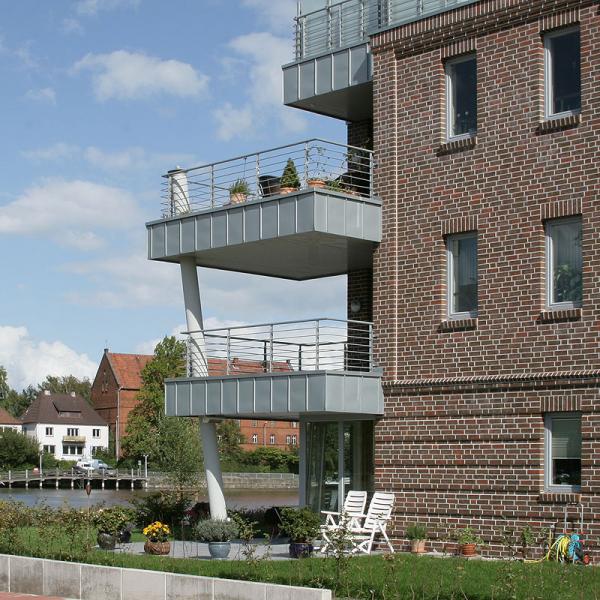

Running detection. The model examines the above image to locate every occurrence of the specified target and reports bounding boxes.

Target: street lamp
[38,450,43,475]
[143,454,148,478]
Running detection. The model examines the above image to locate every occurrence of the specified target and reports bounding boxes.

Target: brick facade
[367,0,600,556]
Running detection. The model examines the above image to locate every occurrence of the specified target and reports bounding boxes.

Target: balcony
[146,139,380,280]
[62,436,86,444]
[165,318,383,421]
[283,0,479,120]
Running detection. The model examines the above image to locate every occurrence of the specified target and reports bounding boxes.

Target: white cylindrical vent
[168,167,190,215]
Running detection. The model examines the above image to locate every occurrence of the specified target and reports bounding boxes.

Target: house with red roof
[0,408,22,432]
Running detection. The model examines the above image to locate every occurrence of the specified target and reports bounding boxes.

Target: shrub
[92,506,135,536]
[279,507,320,543]
[406,523,428,541]
[130,491,190,528]
[194,519,239,543]
[281,159,300,189]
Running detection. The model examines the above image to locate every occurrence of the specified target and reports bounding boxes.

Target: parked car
[74,460,94,474]
[75,459,116,476]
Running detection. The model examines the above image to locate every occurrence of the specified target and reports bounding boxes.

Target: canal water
[0,488,299,509]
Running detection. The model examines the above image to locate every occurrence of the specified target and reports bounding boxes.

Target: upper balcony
[283,0,479,120]
[165,318,383,421]
[146,139,381,280]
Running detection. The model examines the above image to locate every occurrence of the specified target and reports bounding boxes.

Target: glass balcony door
[305,420,374,513]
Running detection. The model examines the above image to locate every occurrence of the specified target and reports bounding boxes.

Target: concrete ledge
[0,554,332,600]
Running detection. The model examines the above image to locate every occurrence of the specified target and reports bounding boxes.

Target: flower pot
[144,540,171,555]
[289,542,314,559]
[411,539,426,554]
[230,193,247,204]
[307,178,326,189]
[97,532,117,550]
[208,541,231,559]
[279,187,298,195]
[461,543,477,557]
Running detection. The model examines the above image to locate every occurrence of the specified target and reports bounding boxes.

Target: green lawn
[5,527,599,599]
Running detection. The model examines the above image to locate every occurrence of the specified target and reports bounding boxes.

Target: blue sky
[0,0,346,389]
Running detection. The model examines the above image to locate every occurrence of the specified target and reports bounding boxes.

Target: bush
[130,491,190,528]
[279,507,320,543]
[194,519,239,543]
[406,523,428,540]
[0,429,40,469]
[224,447,299,474]
[92,506,135,536]
[280,159,300,189]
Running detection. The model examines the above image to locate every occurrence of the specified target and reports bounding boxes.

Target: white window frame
[445,53,477,141]
[269,434,276,445]
[92,428,100,438]
[251,434,258,444]
[446,231,478,320]
[544,26,581,120]
[45,427,53,436]
[544,412,581,492]
[545,216,582,310]
[292,435,297,445]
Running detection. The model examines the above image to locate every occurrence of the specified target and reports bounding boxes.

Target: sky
[0,0,346,390]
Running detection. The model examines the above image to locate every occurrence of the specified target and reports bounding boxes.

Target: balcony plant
[453,526,484,557]
[194,519,239,559]
[143,521,171,555]
[279,506,320,558]
[93,506,135,550]
[280,159,300,194]
[406,523,428,554]
[229,178,250,204]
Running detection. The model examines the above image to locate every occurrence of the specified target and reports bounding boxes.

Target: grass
[5,527,600,599]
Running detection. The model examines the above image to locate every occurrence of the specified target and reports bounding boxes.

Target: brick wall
[370,0,600,556]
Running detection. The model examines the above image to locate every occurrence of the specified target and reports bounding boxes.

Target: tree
[0,367,8,402]
[122,337,202,488]
[217,420,244,457]
[0,429,40,469]
[38,375,92,403]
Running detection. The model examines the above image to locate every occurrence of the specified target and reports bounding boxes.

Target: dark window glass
[449,234,478,315]
[549,218,582,305]
[549,29,581,115]
[447,56,477,137]
[551,416,581,486]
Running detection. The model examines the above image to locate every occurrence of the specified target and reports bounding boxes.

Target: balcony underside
[283,44,372,121]
[147,189,380,280]
[165,371,383,421]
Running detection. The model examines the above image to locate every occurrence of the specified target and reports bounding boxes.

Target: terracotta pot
[410,539,426,554]
[229,193,247,204]
[307,178,326,188]
[279,187,298,195]
[144,540,171,555]
[461,543,477,557]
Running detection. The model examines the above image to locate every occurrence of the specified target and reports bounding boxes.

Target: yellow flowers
[143,521,171,541]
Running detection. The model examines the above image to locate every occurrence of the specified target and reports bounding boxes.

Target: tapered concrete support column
[180,256,227,520]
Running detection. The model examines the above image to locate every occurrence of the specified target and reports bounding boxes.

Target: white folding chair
[319,490,367,553]
[347,491,395,555]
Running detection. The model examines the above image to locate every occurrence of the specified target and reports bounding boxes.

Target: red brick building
[91,350,299,455]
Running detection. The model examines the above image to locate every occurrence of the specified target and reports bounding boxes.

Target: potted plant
[307,176,326,188]
[279,507,320,558]
[280,159,300,194]
[229,178,250,204]
[406,523,428,554]
[194,519,239,559]
[325,179,342,192]
[454,526,484,557]
[93,506,135,550]
[143,521,171,555]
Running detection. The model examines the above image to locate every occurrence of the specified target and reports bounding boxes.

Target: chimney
[70,391,76,397]
[44,390,51,396]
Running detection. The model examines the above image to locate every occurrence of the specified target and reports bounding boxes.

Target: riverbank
[146,471,299,491]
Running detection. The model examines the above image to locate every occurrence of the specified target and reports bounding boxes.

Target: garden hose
[525,533,589,565]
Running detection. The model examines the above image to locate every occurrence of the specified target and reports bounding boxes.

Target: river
[0,488,299,509]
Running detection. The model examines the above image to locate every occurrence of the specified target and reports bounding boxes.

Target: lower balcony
[146,139,380,280]
[164,318,383,421]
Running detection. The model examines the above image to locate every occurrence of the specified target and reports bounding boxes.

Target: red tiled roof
[207,357,292,375]
[0,408,20,425]
[106,353,153,390]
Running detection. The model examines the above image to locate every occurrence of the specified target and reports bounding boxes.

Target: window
[251,434,258,444]
[291,435,297,446]
[445,54,477,139]
[269,434,276,445]
[544,27,581,118]
[545,413,581,491]
[292,421,298,428]
[286,435,291,445]
[251,420,258,427]
[446,232,478,318]
[67,428,79,436]
[546,217,582,309]
[45,427,53,436]
[43,445,55,454]
[92,428,100,438]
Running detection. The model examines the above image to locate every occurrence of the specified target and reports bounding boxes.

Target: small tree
[0,429,40,469]
[281,159,300,189]
[38,375,92,403]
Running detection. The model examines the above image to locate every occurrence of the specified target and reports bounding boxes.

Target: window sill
[437,135,477,155]
[538,491,581,504]
[439,317,477,332]
[538,113,580,133]
[538,308,582,323]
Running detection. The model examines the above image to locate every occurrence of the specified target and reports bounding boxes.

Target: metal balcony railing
[183,318,374,378]
[162,139,373,218]
[294,0,479,60]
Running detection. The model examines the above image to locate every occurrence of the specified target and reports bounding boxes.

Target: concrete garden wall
[0,554,331,600]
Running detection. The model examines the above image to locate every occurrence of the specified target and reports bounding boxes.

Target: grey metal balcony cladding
[283,0,480,120]
[165,371,384,420]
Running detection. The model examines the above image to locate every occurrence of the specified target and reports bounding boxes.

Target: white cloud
[62,18,84,34]
[0,326,96,390]
[214,32,306,140]
[22,142,78,161]
[24,87,56,104]
[73,50,209,101]
[241,0,296,32]
[0,179,140,249]
[75,0,140,16]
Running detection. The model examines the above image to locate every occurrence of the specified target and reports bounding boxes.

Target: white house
[0,408,22,432]
[21,391,109,461]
